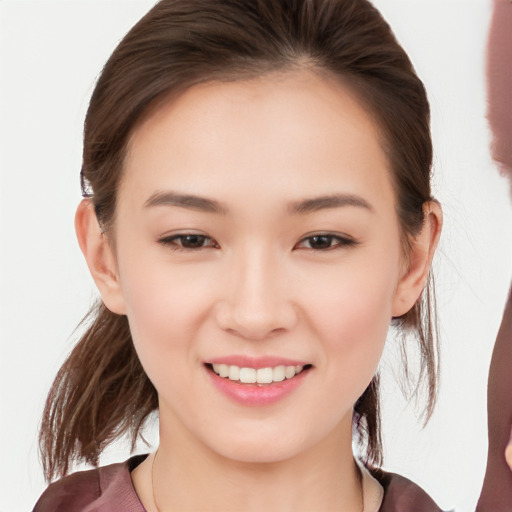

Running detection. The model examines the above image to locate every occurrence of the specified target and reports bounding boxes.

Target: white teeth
[229,365,240,381]
[239,367,257,384]
[285,366,296,379]
[273,365,286,382]
[256,367,273,384]
[211,363,307,383]
[213,363,230,378]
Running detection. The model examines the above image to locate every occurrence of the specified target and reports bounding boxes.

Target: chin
[200,419,337,466]
[215,439,308,465]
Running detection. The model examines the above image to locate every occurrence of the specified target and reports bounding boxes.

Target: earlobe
[75,199,127,315]
[392,201,443,317]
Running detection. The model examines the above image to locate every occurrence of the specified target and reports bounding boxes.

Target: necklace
[151,449,163,512]
[151,449,365,512]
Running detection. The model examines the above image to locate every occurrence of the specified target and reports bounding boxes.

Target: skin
[76,69,441,512]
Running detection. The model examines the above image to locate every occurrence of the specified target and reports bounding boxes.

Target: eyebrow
[144,191,228,214]
[289,194,374,214]
[143,191,373,215]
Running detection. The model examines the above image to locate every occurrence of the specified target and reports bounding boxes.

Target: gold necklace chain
[151,448,365,512]
[151,449,163,512]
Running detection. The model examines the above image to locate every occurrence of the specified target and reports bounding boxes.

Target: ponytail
[354,375,382,467]
[39,302,157,481]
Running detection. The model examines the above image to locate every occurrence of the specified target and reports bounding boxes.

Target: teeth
[273,365,285,382]
[229,365,240,381]
[239,367,256,384]
[257,367,273,384]
[285,366,296,379]
[211,364,305,384]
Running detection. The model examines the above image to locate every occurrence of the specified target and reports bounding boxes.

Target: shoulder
[32,455,148,512]
[373,469,445,512]
[32,466,101,512]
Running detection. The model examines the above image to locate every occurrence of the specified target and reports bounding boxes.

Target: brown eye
[307,235,336,249]
[296,234,357,250]
[178,234,210,248]
[158,233,218,250]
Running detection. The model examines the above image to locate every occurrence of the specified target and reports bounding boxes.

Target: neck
[148,413,362,512]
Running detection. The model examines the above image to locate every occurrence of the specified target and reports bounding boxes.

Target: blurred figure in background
[477,1,512,510]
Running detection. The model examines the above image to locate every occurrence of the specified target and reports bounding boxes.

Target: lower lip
[206,366,310,406]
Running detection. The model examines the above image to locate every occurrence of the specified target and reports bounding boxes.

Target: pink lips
[205,356,311,406]
[207,355,309,369]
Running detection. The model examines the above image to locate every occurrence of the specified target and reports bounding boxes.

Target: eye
[158,233,218,250]
[295,233,357,250]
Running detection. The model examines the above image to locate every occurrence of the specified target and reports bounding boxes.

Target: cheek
[114,250,209,381]
[304,254,399,388]
[314,289,391,361]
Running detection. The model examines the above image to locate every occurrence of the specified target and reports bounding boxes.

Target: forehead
[122,69,394,211]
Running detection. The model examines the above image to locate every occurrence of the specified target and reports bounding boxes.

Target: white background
[1,1,511,511]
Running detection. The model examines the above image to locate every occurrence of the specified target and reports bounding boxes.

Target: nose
[215,246,298,340]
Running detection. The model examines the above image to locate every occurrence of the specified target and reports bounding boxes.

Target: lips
[204,356,312,406]
[210,363,306,384]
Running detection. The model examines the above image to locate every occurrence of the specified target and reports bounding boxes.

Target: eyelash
[158,233,357,252]
[295,233,357,251]
[158,234,218,251]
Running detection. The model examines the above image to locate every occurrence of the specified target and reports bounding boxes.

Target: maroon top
[486,0,512,177]
[477,3,512,509]
[32,455,443,512]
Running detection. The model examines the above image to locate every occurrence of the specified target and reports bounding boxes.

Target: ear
[75,199,127,315]
[392,200,443,317]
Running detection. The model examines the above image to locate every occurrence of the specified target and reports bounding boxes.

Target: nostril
[214,293,299,340]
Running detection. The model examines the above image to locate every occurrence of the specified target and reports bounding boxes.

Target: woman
[34,0,444,510]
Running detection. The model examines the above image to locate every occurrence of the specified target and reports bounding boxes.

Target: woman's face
[111,70,408,463]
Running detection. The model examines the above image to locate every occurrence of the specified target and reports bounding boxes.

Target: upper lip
[205,355,311,369]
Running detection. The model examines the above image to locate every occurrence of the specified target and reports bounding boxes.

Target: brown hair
[40,0,438,481]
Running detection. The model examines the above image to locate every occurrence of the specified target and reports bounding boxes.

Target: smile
[210,364,307,384]
[205,360,312,406]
